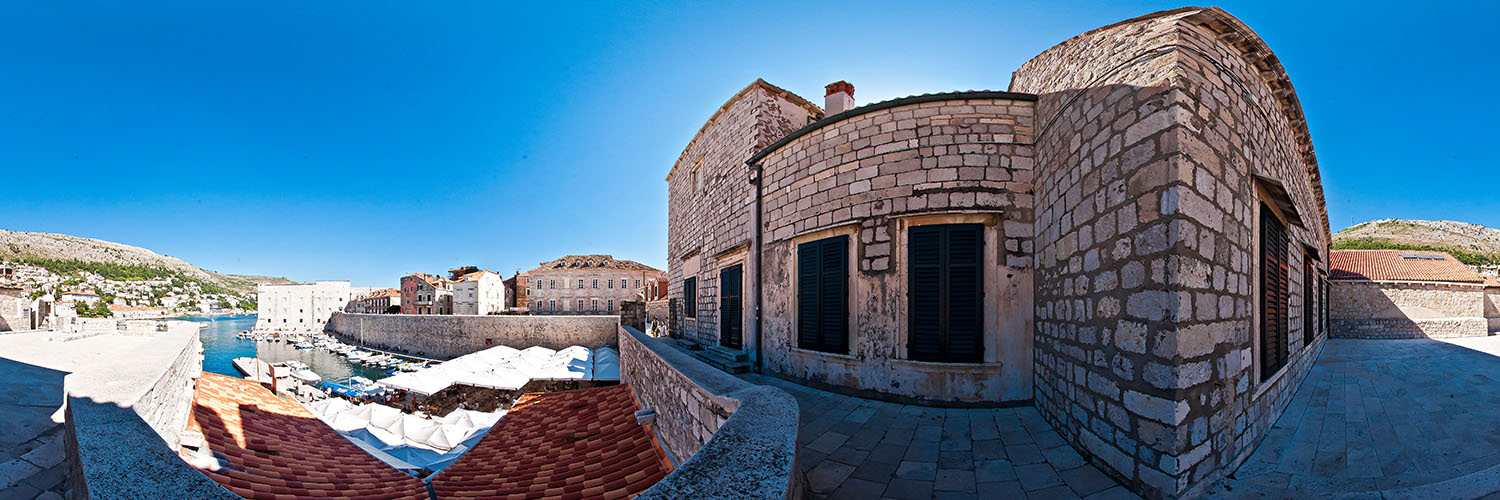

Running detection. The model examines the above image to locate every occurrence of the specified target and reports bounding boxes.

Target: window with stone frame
[683,277,697,318]
[576,299,584,311]
[577,279,584,289]
[797,235,849,354]
[609,279,614,289]
[591,299,598,313]
[608,299,614,313]
[549,300,555,312]
[1260,202,1290,382]
[592,279,598,289]
[621,279,628,288]
[908,224,984,363]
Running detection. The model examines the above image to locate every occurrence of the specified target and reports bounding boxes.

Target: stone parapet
[1332,317,1489,339]
[326,312,621,359]
[620,326,802,500]
[62,324,235,499]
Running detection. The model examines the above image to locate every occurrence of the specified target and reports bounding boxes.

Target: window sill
[789,346,858,361]
[890,358,1004,370]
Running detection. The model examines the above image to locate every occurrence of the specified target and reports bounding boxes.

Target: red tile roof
[1330,250,1485,284]
[432,384,672,500]
[184,373,429,500]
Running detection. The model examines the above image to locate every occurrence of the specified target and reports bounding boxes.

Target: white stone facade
[451,271,506,315]
[254,281,352,333]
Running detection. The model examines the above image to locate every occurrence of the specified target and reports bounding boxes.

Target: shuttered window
[683,277,696,318]
[908,224,984,363]
[797,236,849,354]
[1302,253,1314,346]
[1260,203,1289,381]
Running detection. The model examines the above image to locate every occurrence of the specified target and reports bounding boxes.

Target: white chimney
[824,81,855,115]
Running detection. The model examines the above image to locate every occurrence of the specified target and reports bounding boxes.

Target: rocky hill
[1333,219,1500,266]
[0,229,288,294]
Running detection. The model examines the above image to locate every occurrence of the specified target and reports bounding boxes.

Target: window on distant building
[576,299,584,311]
[620,279,627,289]
[578,279,584,289]
[635,279,641,289]
[591,299,598,313]
[798,235,849,354]
[608,299,614,313]
[908,224,983,363]
[536,279,542,289]
[608,279,614,289]
[1260,202,1290,382]
[549,300,556,312]
[549,280,555,289]
[683,277,697,318]
[592,279,598,289]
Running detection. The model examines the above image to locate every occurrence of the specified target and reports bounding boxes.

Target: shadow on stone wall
[1332,287,1489,340]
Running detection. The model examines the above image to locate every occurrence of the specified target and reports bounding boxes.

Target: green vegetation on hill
[16,256,177,281]
[1331,238,1500,266]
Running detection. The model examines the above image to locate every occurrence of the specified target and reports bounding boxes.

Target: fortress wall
[326,312,620,359]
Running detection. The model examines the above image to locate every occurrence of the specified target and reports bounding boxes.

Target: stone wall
[1011,7,1330,499]
[620,326,803,499]
[667,80,820,348]
[326,312,620,359]
[64,324,236,499]
[754,93,1038,403]
[1330,281,1488,338]
[1331,280,1484,319]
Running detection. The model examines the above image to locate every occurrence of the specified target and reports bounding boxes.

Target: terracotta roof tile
[1330,250,1484,284]
[184,373,428,500]
[432,384,671,499]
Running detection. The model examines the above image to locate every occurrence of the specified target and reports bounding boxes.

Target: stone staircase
[678,339,751,374]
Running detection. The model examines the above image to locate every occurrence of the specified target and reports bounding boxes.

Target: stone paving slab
[741,374,1143,500]
[1211,338,1500,499]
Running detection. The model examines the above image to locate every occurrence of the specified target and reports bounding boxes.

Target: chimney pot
[824,81,855,115]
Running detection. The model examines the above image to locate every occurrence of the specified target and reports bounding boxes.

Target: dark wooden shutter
[797,236,849,354]
[683,277,696,318]
[820,237,848,354]
[719,265,742,349]
[1260,204,1288,381]
[909,224,984,363]
[1303,255,1314,348]
[909,226,944,362]
[797,242,821,350]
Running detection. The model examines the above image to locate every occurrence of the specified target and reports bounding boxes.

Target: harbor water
[185,313,390,384]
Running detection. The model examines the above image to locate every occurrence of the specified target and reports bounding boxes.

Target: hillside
[0,229,288,294]
[1333,219,1500,266]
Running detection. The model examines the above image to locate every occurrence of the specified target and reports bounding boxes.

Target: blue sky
[1,1,1495,287]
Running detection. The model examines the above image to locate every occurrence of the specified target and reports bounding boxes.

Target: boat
[281,360,322,384]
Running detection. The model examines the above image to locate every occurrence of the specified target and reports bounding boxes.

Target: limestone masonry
[663,7,1330,499]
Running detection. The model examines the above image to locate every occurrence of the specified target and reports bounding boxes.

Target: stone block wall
[326,312,620,359]
[620,327,803,500]
[1331,280,1484,320]
[754,94,1038,403]
[1331,317,1488,339]
[1011,7,1330,499]
[667,80,819,347]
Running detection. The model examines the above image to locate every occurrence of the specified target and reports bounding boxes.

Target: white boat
[289,368,321,384]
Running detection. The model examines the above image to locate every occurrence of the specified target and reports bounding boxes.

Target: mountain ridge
[0,229,291,294]
[1333,219,1500,266]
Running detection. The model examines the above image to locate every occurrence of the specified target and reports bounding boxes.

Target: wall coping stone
[623,327,802,500]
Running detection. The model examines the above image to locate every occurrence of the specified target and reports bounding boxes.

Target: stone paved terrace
[743,374,1141,500]
[1211,338,1500,499]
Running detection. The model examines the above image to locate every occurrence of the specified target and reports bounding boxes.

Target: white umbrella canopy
[534,346,593,381]
[470,345,520,365]
[517,346,556,366]
[324,411,372,433]
[454,364,531,391]
[308,397,355,417]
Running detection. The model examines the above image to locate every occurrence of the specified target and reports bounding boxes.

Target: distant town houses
[400,273,451,315]
[516,255,664,315]
[347,288,401,314]
[451,270,506,315]
[0,260,251,330]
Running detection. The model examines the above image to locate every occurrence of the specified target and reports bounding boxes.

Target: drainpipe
[748,162,765,373]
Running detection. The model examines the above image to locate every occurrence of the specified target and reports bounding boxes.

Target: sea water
[185,314,390,384]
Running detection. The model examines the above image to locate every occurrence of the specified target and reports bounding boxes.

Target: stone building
[517,255,664,315]
[253,281,352,333]
[1330,249,1497,338]
[451,270,507,315]
[399,273,451,315]
[664,7,1330,499]
[348,288,400,314]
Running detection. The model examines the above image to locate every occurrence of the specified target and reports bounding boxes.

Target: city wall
[1331,281,1489,338]
[621,326,803,500]
[326,312,620,359]
[64,322,237,499]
